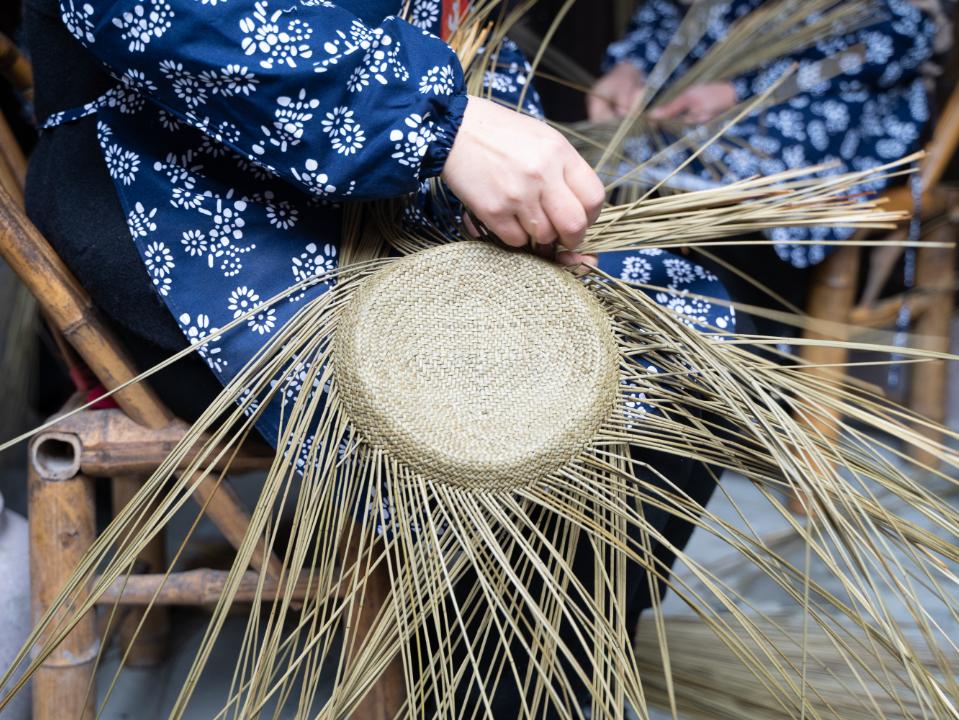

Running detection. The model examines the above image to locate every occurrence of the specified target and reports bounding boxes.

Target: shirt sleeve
[602,0,684,76]
[731,0,938,101]
[59,0,469,201]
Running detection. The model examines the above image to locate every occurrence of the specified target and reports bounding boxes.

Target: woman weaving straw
[5,0,958,717]
[590,0,952,318]
[23,0,732,712]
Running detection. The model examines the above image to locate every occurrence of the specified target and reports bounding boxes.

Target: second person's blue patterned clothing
[605,0,948,268]
[45,0,735,449]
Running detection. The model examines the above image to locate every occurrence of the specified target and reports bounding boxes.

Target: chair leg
[909,225,957,468]
[111,475,170,668]
[346,533,405,719]
[28,462,98,720]
[795,244,861,513]
[190,472,285,581]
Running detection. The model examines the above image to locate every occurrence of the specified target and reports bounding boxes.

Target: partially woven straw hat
[333,241,620,491]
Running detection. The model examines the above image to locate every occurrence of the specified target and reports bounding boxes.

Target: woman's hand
[442,97,605,265]
[649,82,737,124]
[587,62,646,122]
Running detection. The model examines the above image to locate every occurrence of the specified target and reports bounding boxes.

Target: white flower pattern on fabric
[291,159,337,197]
[227,285,259,316]
[239,1,314,69]
[419,64,455,95]
[126,202,158,237]
[202,64,260,97]
[321,106,366,156]
[252,89,320,155]
[62,1,96,43]
[409,0,440,30]
[104,143,141,185]
[290,242,337,301]
[181,229,209,256]
[193,190,255,276]
[260,192,299,230]
[179,312,227,372]
[390,113,436,170]
[227,285,278,334]
[111,0,174,53]
[271,357,322,404]
[620,256,652,285]
[144,240,175,277]
[314,24,408,89]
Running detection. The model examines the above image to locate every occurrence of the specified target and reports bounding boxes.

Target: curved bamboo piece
[0,183,172,429]
[31,406,274,477]
[96,569,322,606]
[0,31,34,104]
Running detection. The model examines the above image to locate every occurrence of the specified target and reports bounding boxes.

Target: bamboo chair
[0,36,402,720]
[798,81,959,479]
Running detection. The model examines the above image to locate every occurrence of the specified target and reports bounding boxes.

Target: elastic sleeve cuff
[419,91,469,180]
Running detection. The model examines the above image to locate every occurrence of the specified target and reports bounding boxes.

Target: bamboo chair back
[0,31,33,105]
[0,33,172,428]
[797,41,959,489]
[0,181,174,428]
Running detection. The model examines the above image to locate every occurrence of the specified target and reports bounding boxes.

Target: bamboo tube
[111,475,170,668]
[793,243,861,514]
[908,217,957,467]
[0,138,22,207]
[849,292,937,329]
[190,471,286,581]
[30,411,282,578]
[0,31,34,104]
[0,111,26,197]
[0,184,172,429]
[798,244,861,433]
[29,407,274,477]
[28,464,98,720]
[95,569,321,606]
[343,528,405,718]
[920,80,959,193]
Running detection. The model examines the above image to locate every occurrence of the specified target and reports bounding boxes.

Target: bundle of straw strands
[1,2,958,719]
[536,0,878,195]
[635,615,959,720]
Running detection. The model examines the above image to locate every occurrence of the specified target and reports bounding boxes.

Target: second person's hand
[587,62,646,121]
[649,82,737,124]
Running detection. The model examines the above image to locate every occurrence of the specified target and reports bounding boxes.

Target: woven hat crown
[333,242,620,490]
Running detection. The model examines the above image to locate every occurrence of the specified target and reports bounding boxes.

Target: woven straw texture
[333,242,620,490]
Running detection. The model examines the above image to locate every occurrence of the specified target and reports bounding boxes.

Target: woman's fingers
[649,94,690,120]
[565,155,606,225]
[441,97,606,259]
[615,85,645,117]
[587,91,617,122]
[588,62,646,121]
[557,250,597,270]
[542,179,589,250]
[488,215,528,248]
[518,205,559,247]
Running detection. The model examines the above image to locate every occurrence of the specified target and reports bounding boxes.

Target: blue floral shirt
[605,0,946,268]
[47,0,734,448]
